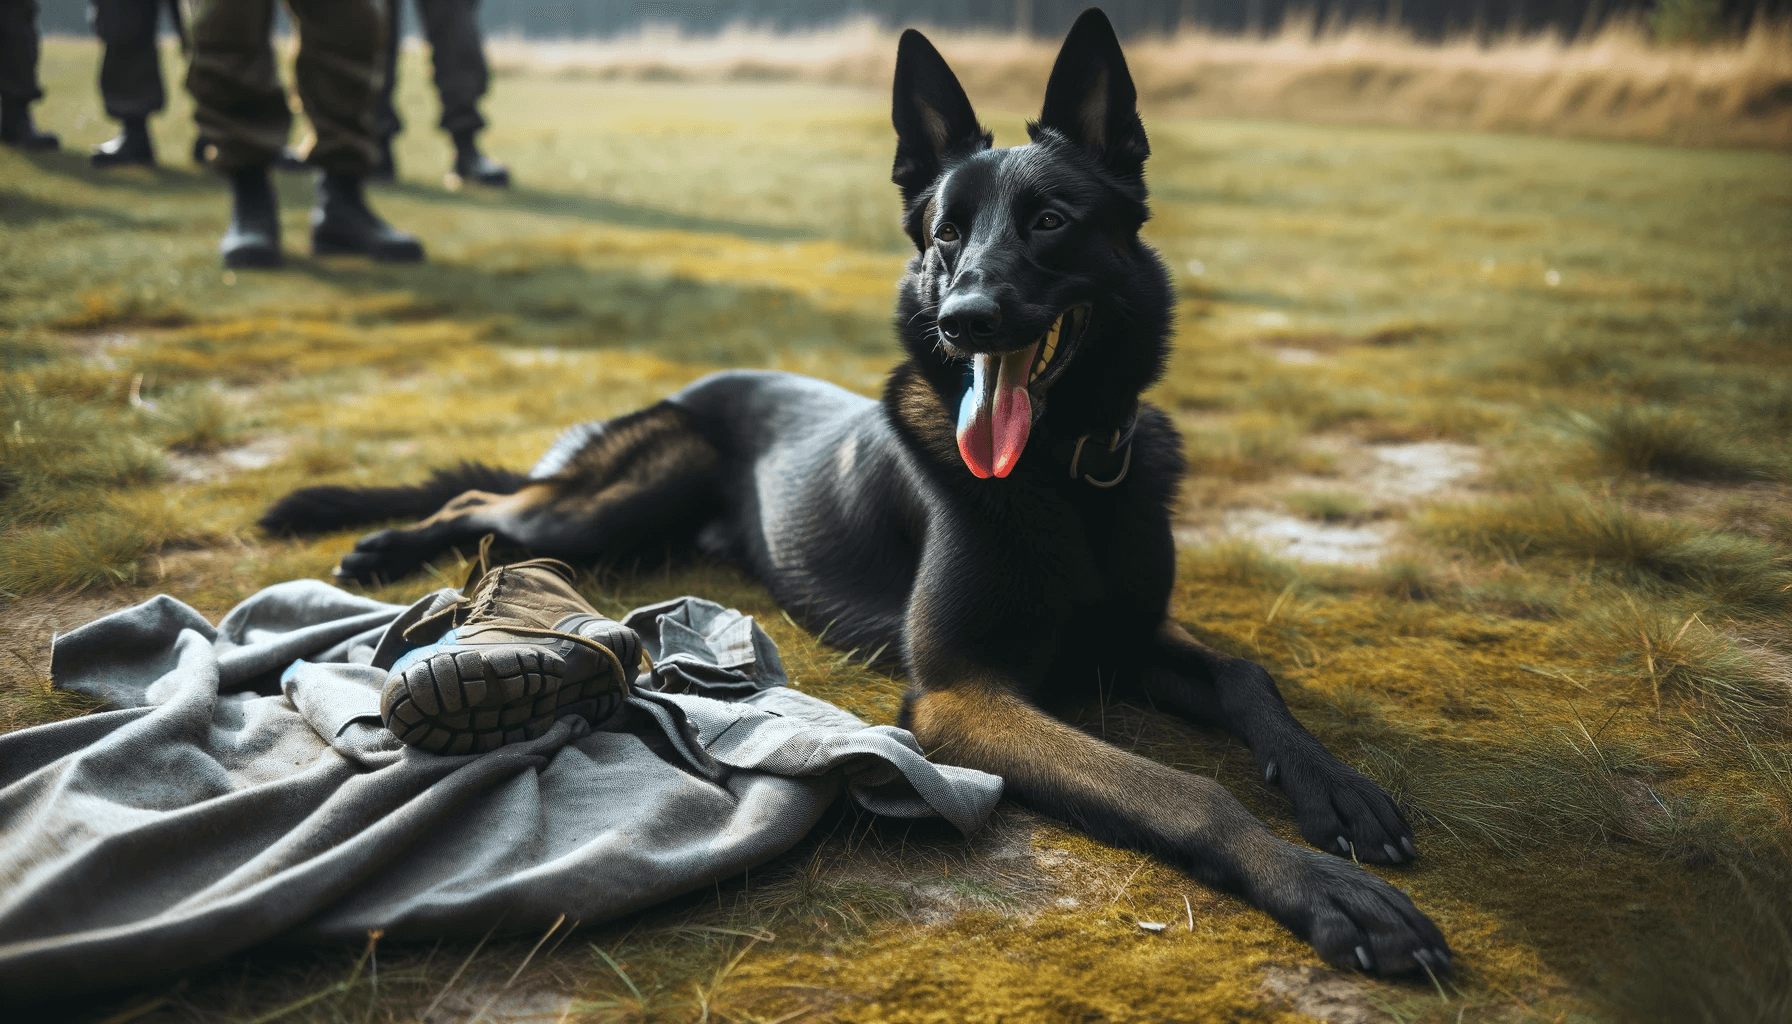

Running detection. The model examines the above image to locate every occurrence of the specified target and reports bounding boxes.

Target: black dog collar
[1051,407,1138,488]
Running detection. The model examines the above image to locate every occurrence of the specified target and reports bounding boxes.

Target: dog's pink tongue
[956,344,1038,479]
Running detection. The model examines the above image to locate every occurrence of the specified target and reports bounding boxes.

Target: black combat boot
[310,171,425,262]
[0,98,58,151]
[91,116,155,168]
[382,558,641,754]
[451,130,509,187]
[220,165,282,269]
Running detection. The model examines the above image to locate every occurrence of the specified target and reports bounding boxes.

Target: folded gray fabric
[0,581,1001,1004]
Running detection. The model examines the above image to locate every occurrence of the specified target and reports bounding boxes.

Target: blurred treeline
[35,0,1792,41]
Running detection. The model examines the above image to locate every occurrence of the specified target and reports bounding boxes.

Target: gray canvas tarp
[0,581,1002,1004]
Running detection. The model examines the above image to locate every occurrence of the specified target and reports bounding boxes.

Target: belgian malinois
[266,8,1450,975]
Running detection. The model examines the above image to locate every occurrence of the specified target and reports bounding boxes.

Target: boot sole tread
[381,641,624,755]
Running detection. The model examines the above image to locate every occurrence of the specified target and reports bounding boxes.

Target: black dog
[264,9,1450,975]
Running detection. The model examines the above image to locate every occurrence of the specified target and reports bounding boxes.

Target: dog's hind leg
[1141,619,1417,867]
[334,402,722,584]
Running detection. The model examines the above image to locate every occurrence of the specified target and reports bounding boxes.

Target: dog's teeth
[1029,315,1065,384]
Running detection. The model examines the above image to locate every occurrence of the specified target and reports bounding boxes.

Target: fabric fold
[0,583,1002,1003]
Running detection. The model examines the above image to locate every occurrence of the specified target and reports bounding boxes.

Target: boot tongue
[955,343,1038,479]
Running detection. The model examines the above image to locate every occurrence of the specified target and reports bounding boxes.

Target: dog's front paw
[1267,747,1417,866]
[1286,850,1451,977]
[334,528,426,586]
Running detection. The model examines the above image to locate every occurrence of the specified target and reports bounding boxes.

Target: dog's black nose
[938,292,1002,342]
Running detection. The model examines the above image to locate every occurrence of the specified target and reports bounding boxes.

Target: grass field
[4,34,1792,1024]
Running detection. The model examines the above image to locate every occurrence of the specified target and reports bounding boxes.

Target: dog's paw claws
[1276,752,1418,867]
[1296,852,1451,978]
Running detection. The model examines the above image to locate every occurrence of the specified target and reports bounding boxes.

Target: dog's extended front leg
[903,678,1449,976]
[1144,619,1418,866]
[894,543,1447,976]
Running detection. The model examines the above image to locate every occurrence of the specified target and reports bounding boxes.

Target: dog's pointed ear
[1034,8,1149,180]
[891,29,990,209]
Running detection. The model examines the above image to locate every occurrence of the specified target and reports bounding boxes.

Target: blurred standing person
[89,0,177,167]
[0,0,59,149]
[371,0,508,186]
[187,0,424,270]
[187,0,425,268]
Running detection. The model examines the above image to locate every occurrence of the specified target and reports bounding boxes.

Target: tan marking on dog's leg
[907,681,1297,888]
[415,485,555,528]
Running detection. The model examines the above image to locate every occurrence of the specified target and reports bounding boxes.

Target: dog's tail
[259,462,529,535]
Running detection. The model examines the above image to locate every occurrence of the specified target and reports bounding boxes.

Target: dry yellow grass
[490,14,1792,150]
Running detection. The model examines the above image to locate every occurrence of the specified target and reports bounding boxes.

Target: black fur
[259,462,527,535]
[271,9,1451,977]
[890,28,992,247]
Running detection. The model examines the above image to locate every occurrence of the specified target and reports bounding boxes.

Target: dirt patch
[0,590,148,689]
[163,435,293,484]
[0,549,249,704]
[59,330,142,364]
[1361,442,1481,500]
[810,806,1057,926]
[1257,964,1391,1024]
[1205,510,1401,566]
[1270,345,1325,364]
[423,983,575,1024]
[774,803,1218,936]
[1179,439,1483,564]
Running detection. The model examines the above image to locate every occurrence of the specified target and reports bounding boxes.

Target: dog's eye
[1034,212,1064,230]
[935,223,959,243]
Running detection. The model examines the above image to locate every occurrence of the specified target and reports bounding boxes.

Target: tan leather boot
[382,557,640,754]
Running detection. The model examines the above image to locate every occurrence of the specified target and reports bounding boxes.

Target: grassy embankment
[2,33,1790,1024]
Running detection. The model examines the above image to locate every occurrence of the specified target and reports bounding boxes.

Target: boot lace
[429,534,648,687]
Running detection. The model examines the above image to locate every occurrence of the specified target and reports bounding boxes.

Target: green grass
[3,35,1792,1024]
[1567,403,1789,481]
[1419,491,1792,615]
[1565,597,1786,732]
[1285,489,1371,522]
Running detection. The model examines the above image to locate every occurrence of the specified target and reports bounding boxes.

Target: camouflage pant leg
[285,0,385,175]
[184,0,286,171]
[187,0,385,175]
